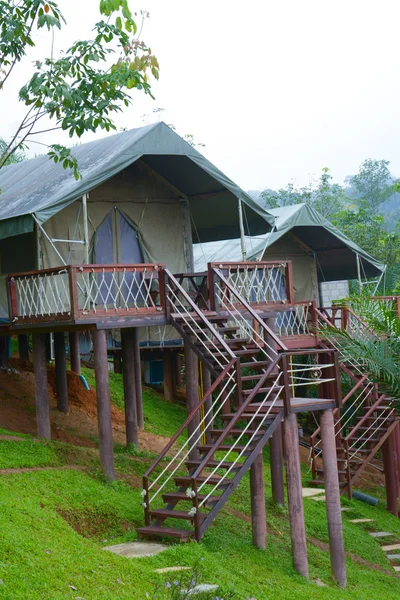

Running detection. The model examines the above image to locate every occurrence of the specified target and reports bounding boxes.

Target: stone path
[345,515,400,574]
[103,541,168,558]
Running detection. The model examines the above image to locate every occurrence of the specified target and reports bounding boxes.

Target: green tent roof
[194,203,385,280]
[0,122,272,240]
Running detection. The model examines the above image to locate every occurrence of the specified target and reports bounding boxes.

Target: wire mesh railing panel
[77,266,162,314]
[213,263,288,305]
[11,269,71,320]
[277,303,311,337]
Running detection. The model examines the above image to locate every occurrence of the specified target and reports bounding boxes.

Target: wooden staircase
[137,269,340,541]
[310,308,400,497]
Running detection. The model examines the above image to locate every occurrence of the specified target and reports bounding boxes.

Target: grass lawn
[0,431,400,599]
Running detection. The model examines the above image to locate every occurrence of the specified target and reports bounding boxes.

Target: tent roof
[194,202,385,281]
[0,122,272,240]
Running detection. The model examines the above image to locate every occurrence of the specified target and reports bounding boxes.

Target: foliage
[328,296,400,406]
[347,159,395,212]
[0,138,26,165]
[0,0,159,176]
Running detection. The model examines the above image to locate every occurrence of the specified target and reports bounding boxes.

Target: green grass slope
[0,375,399,599]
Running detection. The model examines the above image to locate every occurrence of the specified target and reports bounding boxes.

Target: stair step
[243,386,279,396]
[315,469,355,475]
[347,436,379,443]
[241,360,276,369]
[208,428,261,437]
[216,326,240,334]
[241,373,266,381]
[194,338,249,349]
[162,492,220,506]
[137,526,194,541]
[220,413,275,422]
[186,458,241,470]
[174,475,232,487]
[198,443,250,453]
[148,509,203,521]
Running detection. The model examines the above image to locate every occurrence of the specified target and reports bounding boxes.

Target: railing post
[311,300,319,342]
[285,261,294,305]
[344,439,352,499]
[207,264,216,311]
[7,277,19,322]
[68,266,79,320]
[333,350,342,409]
[281,354,292,416]
[158,268,168,320]
[341,305,348,331]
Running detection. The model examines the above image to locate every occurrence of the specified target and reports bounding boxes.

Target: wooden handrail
[164,269,236,360]
[209,260,292,269]
[212,267,287,352]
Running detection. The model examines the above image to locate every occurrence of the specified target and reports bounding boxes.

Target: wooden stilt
[383,430,399,517]
[32,333,51,440]
[132,328,144,429]
[250,452,267,549]
[174,351,182,387]
[0,336,9,367]
[320,409,347,588]
[163,350,174,402]
[18,334,29,362]
[202,364,213,444]
[283,413,309,578]
[69,331,81,375]
[54,332,69,414]
[113,353,122,374]
[395,424,400,488]
[121,328,139,447]
[93,330,115,480]
[184,339,200,460]
[269,423,285,506]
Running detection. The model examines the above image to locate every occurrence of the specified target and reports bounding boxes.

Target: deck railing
[208,261,294,308]
[8,264,165,323]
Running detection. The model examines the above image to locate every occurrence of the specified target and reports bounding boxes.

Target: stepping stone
[382,544,400,552]
[387,554,400,560]
[341,508,352,512]
[350,519,374,523]
[393,566,400,572]
[183,584,218,596]
[302,488,325,497]
[310,495,326,502]
[369,532,393,538]
[103,542,168,558]
[155,567,192,574]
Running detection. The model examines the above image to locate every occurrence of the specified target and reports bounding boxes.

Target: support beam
[18,335,29,362]
[121,328,139,447]
[184,339,200,461]
[250,452,267,549]
[69,331,81,375]
[132,328,144,429]
[54,332,69,414]
[163,350,174,402]
[269,424,285,506]
[283,413,309,578]
[93,329,115,481]
[32,333,51,440]
[320,409,347,588]
[382,430,399,517]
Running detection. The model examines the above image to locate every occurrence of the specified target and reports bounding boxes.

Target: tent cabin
[194,203,385,304]
[0,122,270,351]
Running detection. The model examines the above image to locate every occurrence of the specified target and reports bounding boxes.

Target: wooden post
[18,334,29,362]
[174,350,182,387]
[163,349,174,402]
[0,336,9,367]
[121,328,139,447]
[132,328,144,429]
[54,332,69,414]
[250,452,267,549]
[93,329,115,480]
[32,333,51,440]
[382,430,399,517]
[283,413,308,578]
[320,409,347,588]
[69,331,81,375]
[269,423,285,506]
[395,424,400,488]
[113,353,122,374]
[184,339,200,461]
[202,364,213,444]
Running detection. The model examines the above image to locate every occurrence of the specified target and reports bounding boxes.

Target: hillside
[0,364,400,599]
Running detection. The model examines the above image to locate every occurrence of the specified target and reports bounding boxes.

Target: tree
[347,159,395,213]
[0,0,159,178]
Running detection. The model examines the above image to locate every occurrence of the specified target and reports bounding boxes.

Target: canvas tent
[194,203,385,302]
[0,122,269,342]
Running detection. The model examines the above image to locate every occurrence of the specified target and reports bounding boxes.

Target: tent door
[94,209,144,307]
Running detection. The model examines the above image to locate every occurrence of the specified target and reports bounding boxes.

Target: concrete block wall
[319,280,349,307]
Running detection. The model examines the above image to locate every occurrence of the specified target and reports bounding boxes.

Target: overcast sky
[2,0,400,191]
